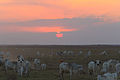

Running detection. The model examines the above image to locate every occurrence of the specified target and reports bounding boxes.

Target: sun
[56,32,63,38]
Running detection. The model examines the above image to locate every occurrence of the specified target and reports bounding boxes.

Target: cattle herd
[0,55,47,77]
[58,50,120,80]
[0,49,120,80]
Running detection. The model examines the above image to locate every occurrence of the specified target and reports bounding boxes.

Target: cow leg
[59,72,64,80]
[5,66,8,73]
[61,72,64,80]
[70,69,72,80]
[20,67,24,77]
[20,69,22,77]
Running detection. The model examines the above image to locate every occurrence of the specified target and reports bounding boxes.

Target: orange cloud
[0,26,77,33]
[21,27,76,33]
[0,5,64,21]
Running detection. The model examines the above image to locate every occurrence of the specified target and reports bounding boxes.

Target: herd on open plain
[0,48,120,80]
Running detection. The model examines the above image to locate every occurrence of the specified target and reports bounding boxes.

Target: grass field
[0,45,120,80]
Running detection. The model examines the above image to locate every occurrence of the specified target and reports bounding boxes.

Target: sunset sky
[0,0,120,45]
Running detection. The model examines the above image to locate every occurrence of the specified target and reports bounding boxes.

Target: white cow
[36,51,40,56]
[100,51,108,55]
[78,51,83,55]
[104,72,117,80]
[95,60,101,74]
[17,59,25,76]
[88,61,95,75]
[87,51,92,56]
[24,60,31,76]
[67,51,74,55]
[41,64,47,70]
[4,59,17,72]
[17,59,31,77]
[34,58,40,70]
[116,63,120,74]
[97,72,117,80]
[97,75,106,80]
[63,50,67,55]
[101,61,110,73]
[17,55,31,76]
[17,55,24,62]
[59,62,83,80]
[71,63,83,74]
[108,59,119,72]
[96,60,101,65]
[101,59,119,73]
[59,62,73,80]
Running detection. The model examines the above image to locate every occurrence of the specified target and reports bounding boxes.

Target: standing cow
[34,58,40,70]
[88,61,96,75]
[59,62,73,80]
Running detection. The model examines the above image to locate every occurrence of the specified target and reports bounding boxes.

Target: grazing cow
[115,63,120,74]
[97,75,106,80]
[41,64,47,70]
[59,62,82,80]
[78,51,83,55]
[104,73,112,80]
[33,58,40,70]
[63,51,67,55]
[71,63,83,74]
[56,52,64,56]
[59,62,73,80]
[88,61,95,75]
[67,51,74,55]
[4,59,17,72]
[98,72,117,80]
[104,72,117,80]
[100,51,108,55]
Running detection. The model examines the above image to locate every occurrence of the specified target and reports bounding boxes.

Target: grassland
[0,45,120,80]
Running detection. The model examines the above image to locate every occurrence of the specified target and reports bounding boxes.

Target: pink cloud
[0,26,77,33]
